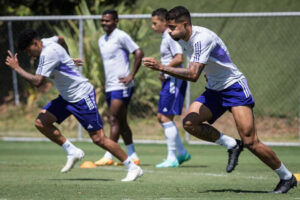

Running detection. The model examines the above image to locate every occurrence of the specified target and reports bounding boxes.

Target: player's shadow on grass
[49,178,114,182]
[202,189,269,194]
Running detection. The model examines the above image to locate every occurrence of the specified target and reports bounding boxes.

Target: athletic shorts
[43,90,103,132]
[105,87,134,107]
[158,77,187,115]
[195,78,255,124]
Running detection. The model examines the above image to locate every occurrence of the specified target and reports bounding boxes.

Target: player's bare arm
[143,57,204,82]
[5,50,44,87]
[119,48,144,85]
[168,53,183,68]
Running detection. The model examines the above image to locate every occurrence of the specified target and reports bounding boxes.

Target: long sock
[126,144,138,159]
[61,140,78,155]
[275,162,292,180]
[162,121,177,161]
[174,125,187,156]
[215,133,237,150]
[104,151,113,160]
[123,157,138,171]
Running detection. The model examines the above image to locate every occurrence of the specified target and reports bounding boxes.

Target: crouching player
[5,29,143,182]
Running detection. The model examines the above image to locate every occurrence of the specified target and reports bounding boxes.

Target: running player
[5,29,143,182]
[143,6,297,193]
[95,9,144,166]
[151,8,190,168]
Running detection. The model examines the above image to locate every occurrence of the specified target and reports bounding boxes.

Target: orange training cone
[80,161,97,169]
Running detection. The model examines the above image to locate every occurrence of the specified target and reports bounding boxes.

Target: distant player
[95,9,144,166]
[143,6,297,193]
[151,8,190,168]
[5,29,143,182]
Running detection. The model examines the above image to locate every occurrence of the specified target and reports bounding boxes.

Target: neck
[183,25,192,42]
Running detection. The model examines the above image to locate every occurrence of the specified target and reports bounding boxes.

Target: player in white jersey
[143,6,296,193]
[95,9,144,166]
[151,8,191,168]
[5,29,143,182]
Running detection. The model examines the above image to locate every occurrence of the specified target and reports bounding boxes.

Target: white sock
[215,133,237,150]
[126,144,138,159]
[104,151,113,160]
[174,127,187,156]
[123,157,138,171]
[61,140,78,155]
[162,122,177,161]
[275,162,292,180]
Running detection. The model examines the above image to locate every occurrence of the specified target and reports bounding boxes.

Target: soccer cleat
[94,157,114,166]
[155,159,179,168]
[177,152,191,165]
[121,166,143,182]
[273,175,297,194]
[61,149,85,173]
[226,139,243,173]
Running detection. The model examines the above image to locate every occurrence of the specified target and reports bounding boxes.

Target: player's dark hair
[152,8,168,21]
[18,29,39,51]
[167,6,191,24]
[102,9,118,20]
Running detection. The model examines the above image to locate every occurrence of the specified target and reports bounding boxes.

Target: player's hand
[119,74,133,85]
[73,58,84,66]
[5,50,20,70]
[142,57,161,71]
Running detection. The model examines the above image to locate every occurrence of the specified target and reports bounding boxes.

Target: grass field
[0,141,299,200]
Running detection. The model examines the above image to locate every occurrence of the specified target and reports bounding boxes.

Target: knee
[157,113,162,123]
[182,117,197,132]
[91,132,106,146]
[34,118,44,130]
[242,137,260,150]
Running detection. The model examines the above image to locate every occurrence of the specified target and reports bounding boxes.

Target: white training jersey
[160,29,184,79]
[36,36,93,103]
[178,26,245,91]
[98,28,139,92]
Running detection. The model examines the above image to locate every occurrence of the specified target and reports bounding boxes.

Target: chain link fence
[0,13,299,143]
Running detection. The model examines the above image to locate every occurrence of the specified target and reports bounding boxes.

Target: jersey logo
[163,107,168,112]
[87,124,93,129]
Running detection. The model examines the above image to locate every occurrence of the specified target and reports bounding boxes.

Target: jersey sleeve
[190,34,215,64]
[120,33,139,53]
[35,48,60,77]
[169,38,183,57]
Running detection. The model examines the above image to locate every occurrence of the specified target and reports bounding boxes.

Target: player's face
[24,40,42,59]
[167,19,186,41]
[151,16,166,34]
[101,14,118,34]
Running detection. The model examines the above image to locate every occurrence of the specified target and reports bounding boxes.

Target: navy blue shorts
[195,79,255,124]
[43,90,103,132]
[105,87,134,107]
[158,77,187,115]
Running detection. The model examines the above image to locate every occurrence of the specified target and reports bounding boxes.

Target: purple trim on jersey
[121,48,130,65]
[195,79,255,124]
[43,90,103,132]
[193,42,201,62]
[105,87,134,107]
[55,63,80,77]
[210,44,232,63]
[158,78,187,115]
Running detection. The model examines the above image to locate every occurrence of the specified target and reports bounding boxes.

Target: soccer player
[5,29,143,182]
[95,9,144,166]
[143,6,297,193]
[151,8,191,168]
